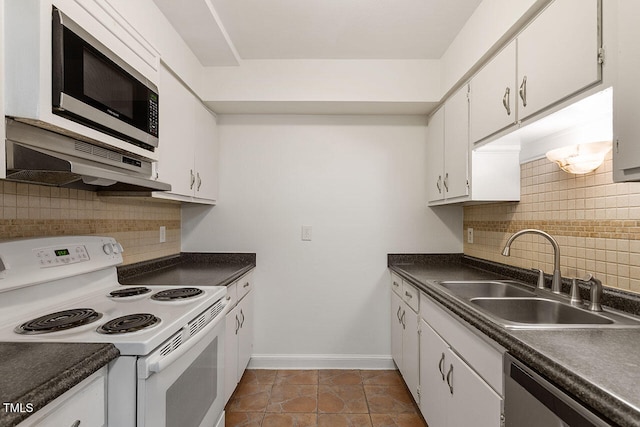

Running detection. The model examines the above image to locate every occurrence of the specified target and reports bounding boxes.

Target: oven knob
[103,243,114,255]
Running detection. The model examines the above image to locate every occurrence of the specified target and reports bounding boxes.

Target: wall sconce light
[545,141,612,174]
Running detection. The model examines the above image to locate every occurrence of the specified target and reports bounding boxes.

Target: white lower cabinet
[224,272,255,403]
[18,367,107,427]
[419,292,504,427]
[420,320,502,427]
[390,274,420,403]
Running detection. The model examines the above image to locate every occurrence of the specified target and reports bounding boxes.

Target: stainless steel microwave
[51,7,159,152]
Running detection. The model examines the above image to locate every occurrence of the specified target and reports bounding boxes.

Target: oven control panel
[34,244,90,268]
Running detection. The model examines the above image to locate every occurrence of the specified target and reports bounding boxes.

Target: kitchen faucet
[502,229,562,294]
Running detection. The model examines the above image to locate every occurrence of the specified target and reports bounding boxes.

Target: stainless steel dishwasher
[504,354,612,426]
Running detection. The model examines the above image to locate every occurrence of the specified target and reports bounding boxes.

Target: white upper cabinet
[517,0,601,121]
[428,85,519,206]
[613,0,640,181]
[443,85,470,200]
[154,65,219,204]
[427,86,468,204]
[469,41,517,144]
[469,0,602,145]
[426,107,445,203]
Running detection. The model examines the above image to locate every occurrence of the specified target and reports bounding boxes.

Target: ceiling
[153,0,482,66]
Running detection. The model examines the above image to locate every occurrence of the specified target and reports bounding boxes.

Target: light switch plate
[467,228,473,244]
[160,226,166,243]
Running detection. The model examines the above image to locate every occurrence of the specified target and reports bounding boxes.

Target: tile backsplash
[0,180,181,264]
[464,152,640,294]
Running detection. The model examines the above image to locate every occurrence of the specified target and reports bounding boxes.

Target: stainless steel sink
[437,280,536,299]
[434,280,640,329]
[470,297,613,325]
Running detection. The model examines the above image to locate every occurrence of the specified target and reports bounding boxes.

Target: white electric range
[0,235,229,427]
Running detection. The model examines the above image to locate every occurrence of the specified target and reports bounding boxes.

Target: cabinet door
[193,100,219,202]
[469,41,516,144]
[391,291,404,371]
[517,0,600,120]
[158,65,196,197]
[443,85,469,200]
[419,320,448,427]
[613,0,640,178]
[237,291,254,378]
[402,307,419,404]
[224,305,240,403]
[447,350,503,427]
[426,107,445,203]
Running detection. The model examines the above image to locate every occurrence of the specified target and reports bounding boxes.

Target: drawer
[237,271,253,301]
[402,281,419,312]
[390,273,402,296]
[226,282,238,308]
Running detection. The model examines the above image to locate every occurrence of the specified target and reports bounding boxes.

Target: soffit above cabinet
[152,0,481,65]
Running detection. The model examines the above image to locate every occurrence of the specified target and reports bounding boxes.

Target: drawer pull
[404,291,413,299]
[71,421,81,427]
[243,282,250,288]
[393,281,400,288]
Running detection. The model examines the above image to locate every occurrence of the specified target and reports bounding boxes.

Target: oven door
[137,307,227,427]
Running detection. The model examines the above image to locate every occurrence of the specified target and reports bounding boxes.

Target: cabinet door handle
[443,173,449,192]
[397,306,402,322]
[235,314,240,334]
[196,172,202,191]
[502,87,511,115]
[519,75,527,107]
[240,309,245,328]
[404,291,413,299]
[71,421,81,427]
[436,175,442,194]
[401,310,406,329]
[190,169,196,189]
[438,352,446,381]
[446,364,454,395]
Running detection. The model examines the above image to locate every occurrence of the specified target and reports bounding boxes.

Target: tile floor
[225,369,428,427]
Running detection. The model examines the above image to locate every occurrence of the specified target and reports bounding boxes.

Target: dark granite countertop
[118,252,256,287]
[389,254,640,427]
[0,343,119,427]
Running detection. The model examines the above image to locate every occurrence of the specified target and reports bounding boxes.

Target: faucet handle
[531,268,545,289]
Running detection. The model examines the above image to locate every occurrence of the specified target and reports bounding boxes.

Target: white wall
[181,115,463,367]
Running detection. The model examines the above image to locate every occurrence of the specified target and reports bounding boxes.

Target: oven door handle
[139,301,230,379]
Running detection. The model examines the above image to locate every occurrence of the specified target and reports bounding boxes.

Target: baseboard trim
[247,354,396,370]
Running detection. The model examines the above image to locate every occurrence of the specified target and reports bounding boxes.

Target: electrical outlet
[467,228,474,244]
[301,225,312,241]
[160,226,166,243]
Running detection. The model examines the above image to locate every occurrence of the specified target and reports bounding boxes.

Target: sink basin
[438,281,536,299]
[470,297,613,326]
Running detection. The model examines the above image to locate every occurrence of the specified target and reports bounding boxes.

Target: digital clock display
[54,249,70,257]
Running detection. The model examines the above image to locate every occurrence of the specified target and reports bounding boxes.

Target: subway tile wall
[0,180,181,264]
[464,152,640,294]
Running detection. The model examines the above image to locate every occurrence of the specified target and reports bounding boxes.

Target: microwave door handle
[139,301,230,379]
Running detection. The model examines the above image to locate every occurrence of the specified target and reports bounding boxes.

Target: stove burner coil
[109,287,152,298]
[97,313,160,334]
[15,309,103,334]
[151,288,204,301]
